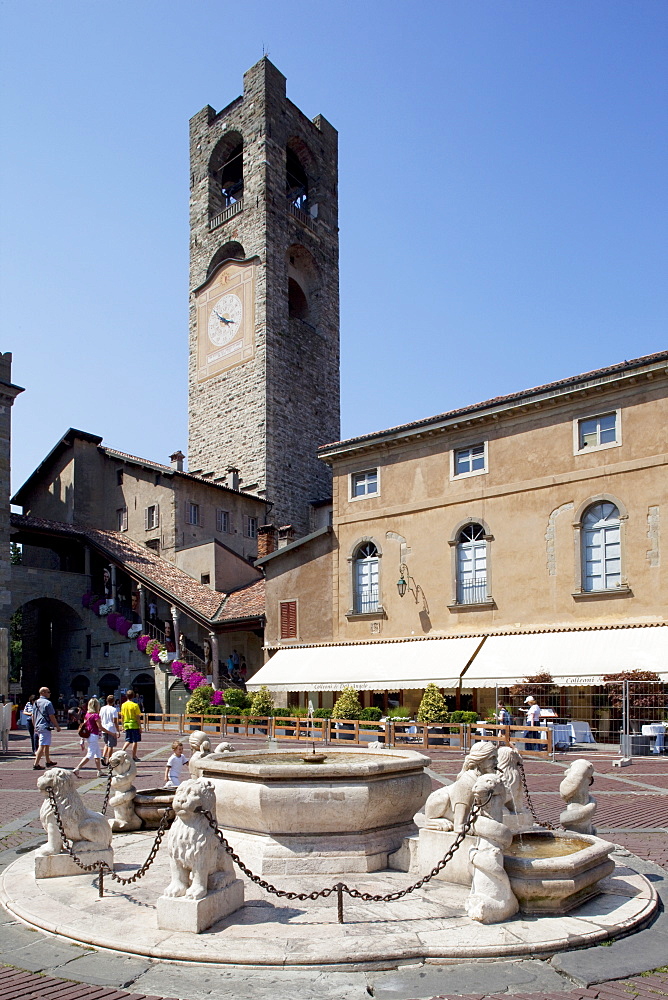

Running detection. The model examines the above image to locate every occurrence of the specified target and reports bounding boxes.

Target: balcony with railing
[353,588,380,614]
[209,197,244,231]
[287,199,316,231]
[456,579,489,606]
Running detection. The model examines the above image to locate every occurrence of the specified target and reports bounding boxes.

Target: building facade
[255,351,668,722]
[188,58,340,535]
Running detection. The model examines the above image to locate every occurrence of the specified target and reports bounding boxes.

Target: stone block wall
[188,58,340,537]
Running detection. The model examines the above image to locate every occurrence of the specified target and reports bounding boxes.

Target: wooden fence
[142,714,553,756]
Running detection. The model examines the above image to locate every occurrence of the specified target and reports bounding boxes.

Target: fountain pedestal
[156,874,244,933]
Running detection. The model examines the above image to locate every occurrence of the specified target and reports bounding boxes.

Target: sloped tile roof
[10,513,265,627]
[319,349,668,454]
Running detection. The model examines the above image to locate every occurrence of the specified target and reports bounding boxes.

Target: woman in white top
[99,695,120,762]
[523,695,543,751]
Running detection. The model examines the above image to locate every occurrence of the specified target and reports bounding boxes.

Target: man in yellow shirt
[121,689,142,761]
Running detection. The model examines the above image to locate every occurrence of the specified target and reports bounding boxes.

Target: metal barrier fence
[494,678,668,755]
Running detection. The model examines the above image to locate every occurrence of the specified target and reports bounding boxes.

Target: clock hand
[214,310,233,325]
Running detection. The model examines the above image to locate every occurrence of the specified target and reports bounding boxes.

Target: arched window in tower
[208,132,244,218]
[456,524,487,605]
[286,139,311,213]
[287,245,319,323]
[354,542,379,614]
[207,242,246,278]
[582,502,621,591]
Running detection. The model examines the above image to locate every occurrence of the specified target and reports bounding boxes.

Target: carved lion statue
[214,741,234,754]
[163,777,234,900]
[36,767,112,857]
[559,758,597,834]
[108,750,142,832]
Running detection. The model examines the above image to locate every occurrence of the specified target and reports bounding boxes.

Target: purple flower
[211,689,225,706]
[107,612,118,630]
[81,593,92,608]
[90,599,103,615]
[151,648,160,664]
[117,618,131,637]
[171,661,185,678]
[136,634,150,652]
[186,671,206,691]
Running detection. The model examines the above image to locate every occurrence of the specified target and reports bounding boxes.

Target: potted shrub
[249,685,274,736]
[331,687,363,741]
[223,688,252,732]
[417,683,449,744]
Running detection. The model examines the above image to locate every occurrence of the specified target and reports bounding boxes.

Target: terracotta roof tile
[10,513,265,626]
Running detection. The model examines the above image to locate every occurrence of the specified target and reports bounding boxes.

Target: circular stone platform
[0,834,658,969]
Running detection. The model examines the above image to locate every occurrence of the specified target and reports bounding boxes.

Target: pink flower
[117,618,131,637]
[186,671,206,691]
[81,593,92,608]
[211,689,225,706]
[107,613,119,630]
[171,661,185,678]
[181,664,194,684]
[137,635,150,652]
[151,648,160,664]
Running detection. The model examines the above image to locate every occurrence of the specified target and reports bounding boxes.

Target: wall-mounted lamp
[396,570,408,598]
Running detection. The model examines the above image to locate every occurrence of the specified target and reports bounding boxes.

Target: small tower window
[209,132,244,218]
[286,146,308,211]
[288,278,309,320]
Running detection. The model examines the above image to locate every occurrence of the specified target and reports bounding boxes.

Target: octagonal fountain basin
[503,830,615,914]
[191,747,432,875]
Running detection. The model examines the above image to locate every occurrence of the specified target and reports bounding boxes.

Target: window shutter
[280,601,297,640]
[155,503,160,527]
[144,507,149,530]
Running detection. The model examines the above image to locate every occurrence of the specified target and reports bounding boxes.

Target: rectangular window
[576,412,619,452]
[103,641,110,658]
[86,635,92,659]
[186,501,200,526]
[350,468,379,499]
[280,600,298,639]
[201,573,210,585]
[116,469,124,486]
[145,539,160,554]
[216,509,230,533]
[144,504,159,529]
[245,516,258,539]
[117,507,128,532]
[453,443,486,477]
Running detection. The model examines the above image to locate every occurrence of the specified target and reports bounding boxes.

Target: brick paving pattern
[1,727,667,1000]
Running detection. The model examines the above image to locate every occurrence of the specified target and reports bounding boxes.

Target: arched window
[582,502,621,591]
[207,242,245,278]
[208,132,243,218]
[287,245,319,323]
[456,524,487,605]
[286,143,309,211]
[354,542,379,613]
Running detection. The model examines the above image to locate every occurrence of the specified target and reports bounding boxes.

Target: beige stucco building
[254,350,668,721]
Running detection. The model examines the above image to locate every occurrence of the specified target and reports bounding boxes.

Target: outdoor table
[550,723,575,749]
[569,720,595,743]
[641,723,666,754]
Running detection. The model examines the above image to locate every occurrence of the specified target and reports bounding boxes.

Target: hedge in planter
[250,685,274,717]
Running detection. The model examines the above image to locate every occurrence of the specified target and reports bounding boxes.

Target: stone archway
[131,672,155,714]
[16,598,86,701]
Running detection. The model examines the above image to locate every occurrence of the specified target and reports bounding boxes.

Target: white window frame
[186,501,201,526]
[450,441,488,481]
[144,504,159,530]
[349,467,380,501]
[353,542,380,614]
[245,516,258,539]
[573,409,621,456]
[117,506,128,532]
[216,508,230,533]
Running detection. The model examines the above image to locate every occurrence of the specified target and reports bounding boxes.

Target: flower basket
[136,634,150,653]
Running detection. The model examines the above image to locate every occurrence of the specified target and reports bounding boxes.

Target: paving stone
[2,935,89,973]
[131,963,369,1000]
[369,960,572,999]
[47,953,154,988]
[550,913,668,985]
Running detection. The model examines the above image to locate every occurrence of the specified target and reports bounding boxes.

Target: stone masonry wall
[188,58,340,536]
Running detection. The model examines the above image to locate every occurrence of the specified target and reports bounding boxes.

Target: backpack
[78,721,91,739]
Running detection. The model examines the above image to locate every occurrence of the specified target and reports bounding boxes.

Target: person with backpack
[33,686,61,770]
[72,698,104,776]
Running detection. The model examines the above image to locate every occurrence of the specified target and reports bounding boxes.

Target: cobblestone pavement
[1,729,667,1000]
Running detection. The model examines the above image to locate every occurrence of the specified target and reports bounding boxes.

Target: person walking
[72,698,104,776]
[33,686,61,770]
[0,695,12,752]
[121,689,142,761]
[23,694,38,753]
[496,701,511,726]
[99,694,119,763]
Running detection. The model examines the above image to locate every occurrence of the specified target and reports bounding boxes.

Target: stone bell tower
[188,58,340,536]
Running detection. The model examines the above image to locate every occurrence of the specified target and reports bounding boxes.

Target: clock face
[208,293,243,346]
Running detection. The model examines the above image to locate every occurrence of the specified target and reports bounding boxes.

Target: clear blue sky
[1,0,666,496]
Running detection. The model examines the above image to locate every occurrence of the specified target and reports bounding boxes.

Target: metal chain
[100,759,117,816]
[516,757,560,831]
[46,788,173,884]
[200,793,488,905]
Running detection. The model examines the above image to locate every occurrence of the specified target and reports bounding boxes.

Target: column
[84,545,91,579]
[209,632,220,689]
[110,564,117,607]
[171,606,180,657]
[137,584,146,626]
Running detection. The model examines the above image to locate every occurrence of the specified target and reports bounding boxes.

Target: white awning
[462,627,668,687]
[247,636,484,693]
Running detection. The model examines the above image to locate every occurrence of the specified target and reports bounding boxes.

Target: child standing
[73,698,104,776]
[164,741,188,787]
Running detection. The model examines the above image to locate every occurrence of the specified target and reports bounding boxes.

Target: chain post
[336,882,344,923]
[98,863,104,898]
